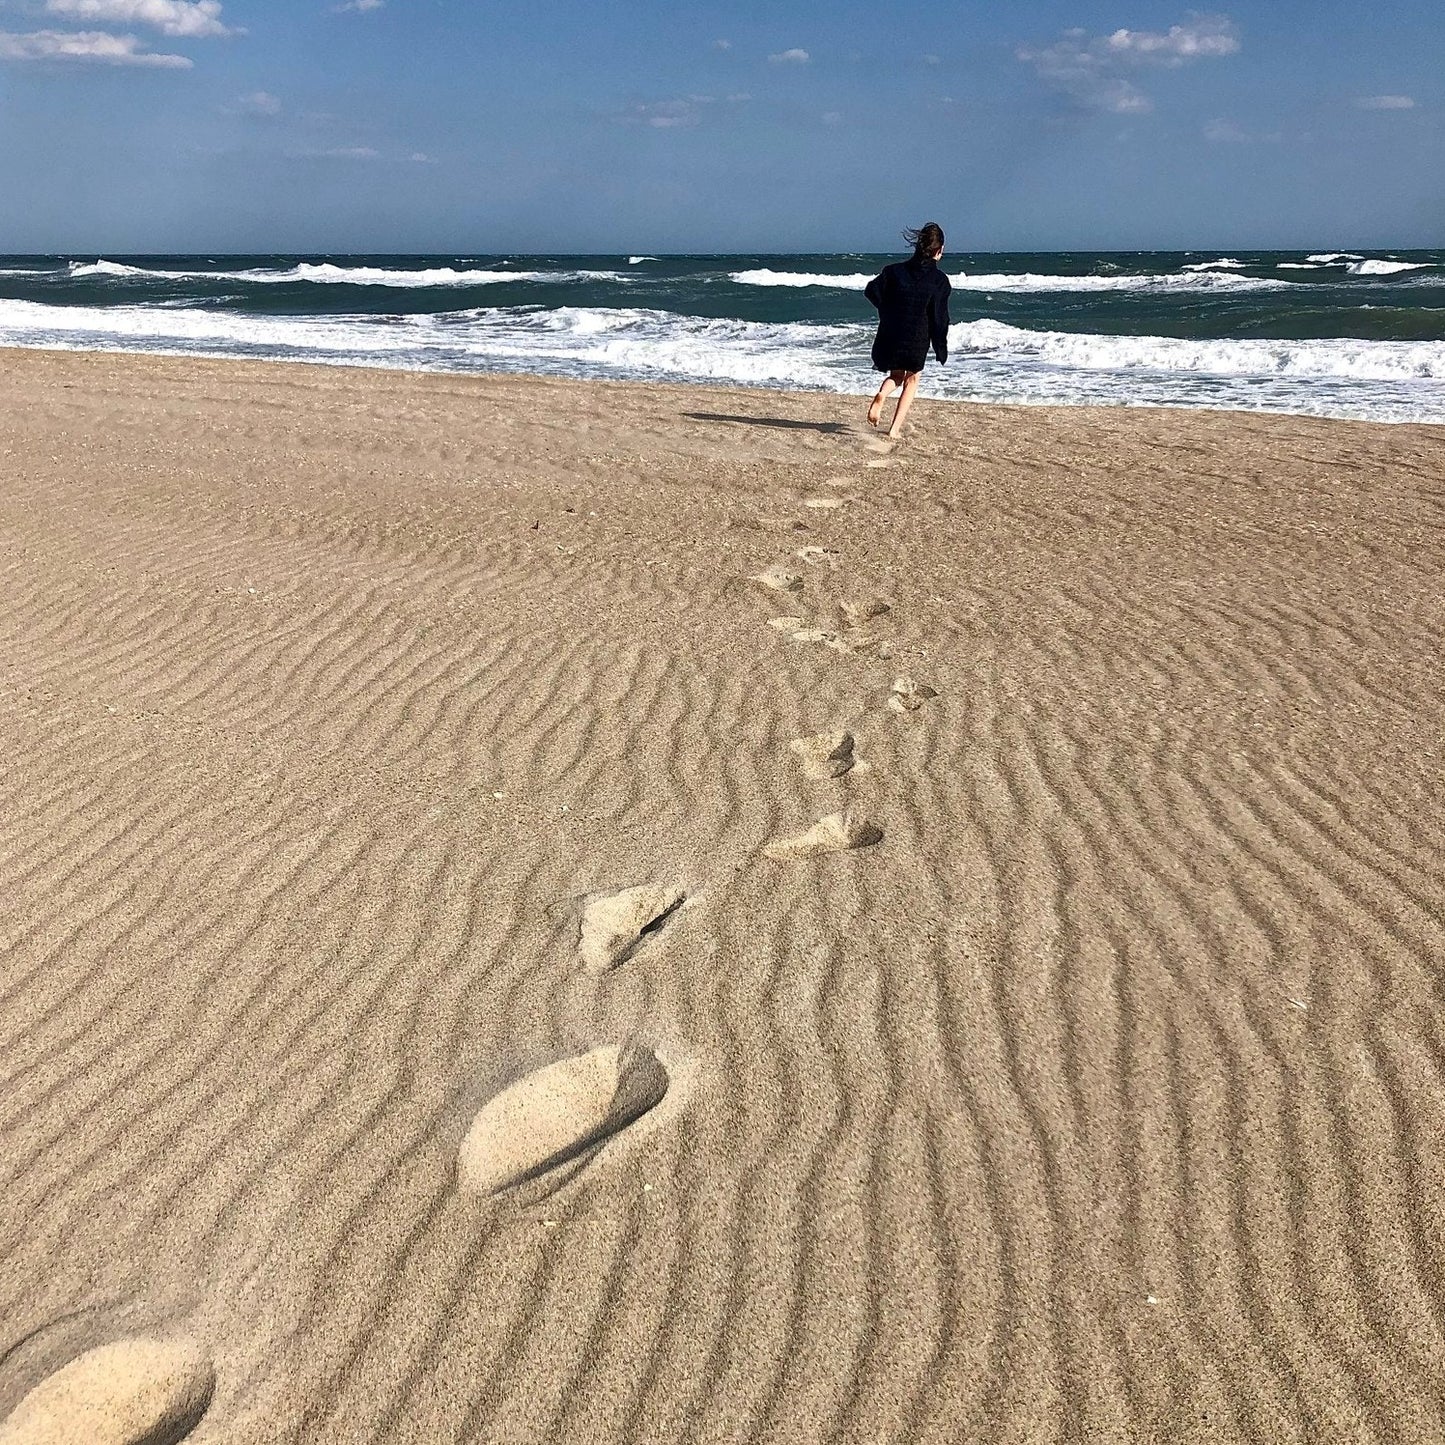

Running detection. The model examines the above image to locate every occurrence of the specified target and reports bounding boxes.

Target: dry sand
[1,346,1444,1442]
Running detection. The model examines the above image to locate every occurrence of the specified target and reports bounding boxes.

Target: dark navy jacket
[864,256,952,373]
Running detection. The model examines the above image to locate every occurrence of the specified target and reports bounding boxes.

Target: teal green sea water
[2,250,1442,421]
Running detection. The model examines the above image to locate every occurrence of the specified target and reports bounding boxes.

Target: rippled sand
[2,347,1443,1443]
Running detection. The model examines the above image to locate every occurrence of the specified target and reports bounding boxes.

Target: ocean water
[1,250,1443,423]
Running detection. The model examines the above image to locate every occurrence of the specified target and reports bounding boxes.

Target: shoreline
[3,340,1444,430]
[2,345,1444,1441]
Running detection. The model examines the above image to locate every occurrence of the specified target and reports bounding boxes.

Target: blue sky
[0,0,1439,252]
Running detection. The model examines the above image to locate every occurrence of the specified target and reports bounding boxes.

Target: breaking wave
[1,297,1441,423]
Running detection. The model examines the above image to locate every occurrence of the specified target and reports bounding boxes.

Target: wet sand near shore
[1,346,1444,1443]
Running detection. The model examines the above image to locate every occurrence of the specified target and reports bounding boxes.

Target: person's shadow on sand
[682,412,851,435]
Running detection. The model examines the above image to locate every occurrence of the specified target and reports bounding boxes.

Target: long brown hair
[902,222,945,260]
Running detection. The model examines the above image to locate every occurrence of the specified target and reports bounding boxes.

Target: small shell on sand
[0,1337,214,1445]
[789,731,856,780]
[752,566,803,594]
[578,884,685,973]
[457,1045,670,1196]
[764,810,883,860]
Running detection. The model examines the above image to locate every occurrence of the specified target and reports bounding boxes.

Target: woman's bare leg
[867,370,907,427]
[887,371,921,439]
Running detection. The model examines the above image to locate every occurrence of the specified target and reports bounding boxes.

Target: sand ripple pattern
[2,354,1444,1443]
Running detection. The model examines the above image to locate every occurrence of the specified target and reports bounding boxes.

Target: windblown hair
[903,222,945,259]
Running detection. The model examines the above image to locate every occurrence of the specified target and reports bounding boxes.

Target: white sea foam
[628,255,659,264]
[1182,257,1248,270]
[1,297,1441,424]
[733,266,1290,294]
[731,269,876,288]
[1346,259,1432,276]
[65,259,625,286]
[952,270,1290,294]
[1307,252,1364,263]
[948,318,1444,382]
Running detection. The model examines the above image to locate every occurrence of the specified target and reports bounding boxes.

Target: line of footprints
[0,482,938,1445]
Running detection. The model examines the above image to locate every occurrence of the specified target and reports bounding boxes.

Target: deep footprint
[752,565,803,594]
[887,675,939,713]
[789,731,856,780]
[456,1045,670,1196]
[840,598,891,626]
[764,810,883,860]
[0,1337,214,1445]
[578,884,686,973]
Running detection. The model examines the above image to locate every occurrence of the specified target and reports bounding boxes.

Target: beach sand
[1,346,1444,1443]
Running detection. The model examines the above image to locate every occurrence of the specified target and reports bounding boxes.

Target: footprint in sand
[793,545,836,566]
[840,598,891,626]
[456,1045,670,1196]
[887,676,938,713]
[803,497,845,510]
[752,565,803,594]
[789,731,856,780]
[578,884,686,974]
[787,626,846,649]
[768,615,808,632]
[0,1337,214,1445]
[764,810,883,860]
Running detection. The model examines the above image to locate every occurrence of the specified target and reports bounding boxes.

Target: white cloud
[44,0,235,38]
[1356,94,1415,110]
[1018,13,1239,112]
[619,92,747,129]
[1103,17,1239,62]
[712,38,731,51]
[1204,116,1248,142]
[0,27,190,64]
[769,47,809,64]
[334,0,384,11]
[923,53,940,66]
[622,98,702,128]
[237,89,281,116]
[409,151,436,163]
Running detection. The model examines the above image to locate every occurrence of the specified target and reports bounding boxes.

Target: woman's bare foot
[867,398,883,428]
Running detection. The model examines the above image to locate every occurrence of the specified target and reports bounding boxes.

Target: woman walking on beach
[865,222,951,439]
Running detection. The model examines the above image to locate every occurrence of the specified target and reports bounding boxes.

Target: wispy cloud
[622,98,703,128]
[44,0,236,38]
[1203,116,1248,142]
[768,47,809,65]
[617,93,748,129]
[0,27,190,64]
[1018,13,1239,114]
[712,38,730,51]
[286,144,381,159]
[235,89,281,116]
[1356,94,1415,110]
[1102,17,1239,61]
[333,0,384,12]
